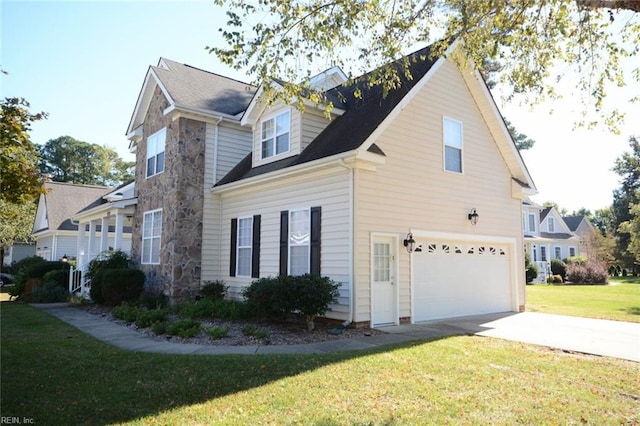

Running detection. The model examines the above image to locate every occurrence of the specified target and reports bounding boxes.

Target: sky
[2,0,638,214]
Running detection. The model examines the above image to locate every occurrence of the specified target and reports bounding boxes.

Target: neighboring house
[2,241,36,266]
[523,200,593,282]
[126,43,537,327]
[70,181,136,270]
[563,215,599,260]
[32,181,134,266]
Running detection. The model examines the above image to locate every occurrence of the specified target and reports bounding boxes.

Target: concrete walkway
[33,304,639,361]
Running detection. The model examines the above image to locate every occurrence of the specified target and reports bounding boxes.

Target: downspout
[339,159,355,326]
[212,117,224,281]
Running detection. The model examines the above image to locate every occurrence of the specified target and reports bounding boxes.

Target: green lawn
[1,303,638,425]
[526,278,640,323]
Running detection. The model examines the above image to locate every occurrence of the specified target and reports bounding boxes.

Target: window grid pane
[142,210,162,264]
[289,209,310,275]
[445,146,462,172]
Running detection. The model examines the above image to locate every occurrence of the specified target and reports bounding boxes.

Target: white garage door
[413,239,513,322]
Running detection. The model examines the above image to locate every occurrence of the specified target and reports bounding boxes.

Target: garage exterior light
[403,233,416,253]
[468,208,479,226]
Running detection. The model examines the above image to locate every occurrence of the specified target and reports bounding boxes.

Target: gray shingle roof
[36,182,112,233]
[562,216,585,232]
[153,59,256,116]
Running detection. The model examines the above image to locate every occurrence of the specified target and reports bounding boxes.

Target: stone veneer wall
[131,85,206,303]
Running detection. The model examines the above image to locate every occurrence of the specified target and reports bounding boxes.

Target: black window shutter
[279,210,288,276]
[229,218,237,277]
[310,206,321,276]
[251,215,261,278]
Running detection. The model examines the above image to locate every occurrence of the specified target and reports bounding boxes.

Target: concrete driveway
[381,312,640,362]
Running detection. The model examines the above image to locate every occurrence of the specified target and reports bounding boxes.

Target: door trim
[370,233,399,327]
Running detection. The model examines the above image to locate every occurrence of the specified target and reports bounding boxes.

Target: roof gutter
[211,150,384,194]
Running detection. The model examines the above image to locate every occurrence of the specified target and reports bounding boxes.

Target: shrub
[135,308,168,328]
[86,250,130,281]
[112,303,144,323]
[181,297,219,319]
[42,269,69,290]
[243,274,340,331]
[89,268,108,304]
[243,276,293,319]
[28,281,69,303]
[566,262,609,285]
[565,255,587,265]
[207,325,230,339]
[139,292,168,310]
[67,294,91,306]
[101,269,145,306]
[180,298,251,321]
[168,319,201,338]
[200,280,227,300]
[241,324,268,339]
[525,252,538,284]
[547,274,564,284]
[151,321,169,335]
[8,256,46,299]
[7,255,45,275]
[550,259,567,279]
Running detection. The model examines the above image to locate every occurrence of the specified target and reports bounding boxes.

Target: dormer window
[261,110,290,159]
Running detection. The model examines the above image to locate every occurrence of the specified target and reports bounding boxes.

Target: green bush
[566,262,609,285]
[525,252,538,284]
[200,280,227,300]
[243,276,294,319]
[168,319,202,338]
[101,269,145,306]
[135,308,169,328]
[243,274,340,331]
[28,281,69,303]
[565,255,587,265]
[10,260,69,300]
[86,250,130,281]
[550,259,567,279]
[89,268,108,304]
[547,274,564,284]
[43,269,69,290]
[180,298,251,321]
[112,303,144,323]
[151,321,169,335]
[139,292,168,310]
[207,325,230,339]
[288,274,340,331]
[6,255,45,275]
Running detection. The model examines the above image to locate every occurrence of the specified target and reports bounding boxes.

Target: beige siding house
[126,44,536,326]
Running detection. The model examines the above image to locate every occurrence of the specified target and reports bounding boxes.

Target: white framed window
[146,128,166,178]
[261,110,290,159]
[527,213,536,233]
[532,245,538,262]
[554,246,561,259]
[540,246,547,262]
[289,208,310,275]
[569,247,576,257]
[236,217,253,277]
[142,209,162,264]
[548,217,555,232]
[443,117,463,173]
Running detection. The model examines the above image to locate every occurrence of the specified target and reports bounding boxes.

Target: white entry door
[371,237,397,326]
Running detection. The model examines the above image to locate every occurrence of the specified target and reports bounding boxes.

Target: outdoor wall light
[468,208,479,226]
[403,232,416,253]
[62,254,68,262]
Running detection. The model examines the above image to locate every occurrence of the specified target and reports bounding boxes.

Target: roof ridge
[157,57,254,87]
[45,181,112,190]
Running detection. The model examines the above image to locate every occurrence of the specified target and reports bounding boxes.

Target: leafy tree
[0,97,46,259]
[211,0,638,132]
[611,136,640,269]
[39,136,134,186]
[0,97,46,204]
[507,119,536,151]
[543,201,567,216]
